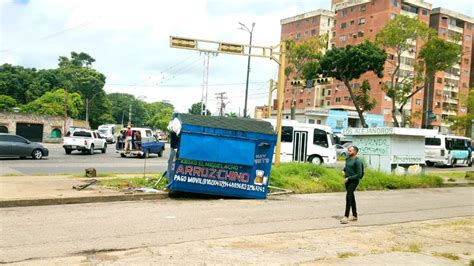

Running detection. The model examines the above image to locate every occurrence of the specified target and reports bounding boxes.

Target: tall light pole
[239,22,255,118]
[85,91,102,126]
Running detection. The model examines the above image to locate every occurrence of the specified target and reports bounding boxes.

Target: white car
[62,129,107,155]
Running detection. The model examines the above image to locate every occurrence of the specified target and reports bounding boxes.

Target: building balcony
[444,86,459,93]
[448,24,464,34]
[444,72,460,80]
[400,9,418,18]
[442,109,457,116]
[443,97,458,104]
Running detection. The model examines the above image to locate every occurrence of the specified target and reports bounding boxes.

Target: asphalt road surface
[0,143,169,175]
[0,187,472,263]
[0,143,471,175]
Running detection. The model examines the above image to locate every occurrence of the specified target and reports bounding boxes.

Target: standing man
[166,114,181,187]
[124,126,132,152]
[340,146,364,224]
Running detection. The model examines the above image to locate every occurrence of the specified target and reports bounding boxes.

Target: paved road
[0,144,169,175]
[0,187,472,263]
[0,143,471,175]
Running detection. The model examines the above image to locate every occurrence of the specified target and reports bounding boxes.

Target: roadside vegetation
[97,163,444,193]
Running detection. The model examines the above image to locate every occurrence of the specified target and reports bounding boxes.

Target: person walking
[340,146,364,224]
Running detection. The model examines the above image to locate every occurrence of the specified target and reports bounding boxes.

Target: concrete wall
[0,112,89,143]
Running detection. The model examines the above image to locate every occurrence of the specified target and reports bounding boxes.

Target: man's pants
[167,148,177,184]
[345,181,359,217]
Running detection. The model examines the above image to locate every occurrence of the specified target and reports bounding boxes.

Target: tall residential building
[330,0,432,127]
[280,9,335,114]
[424,8,473,133]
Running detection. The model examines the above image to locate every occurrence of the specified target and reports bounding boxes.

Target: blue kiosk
[168,114,277,199]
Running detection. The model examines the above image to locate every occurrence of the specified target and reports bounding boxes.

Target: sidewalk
[0,175,168,208]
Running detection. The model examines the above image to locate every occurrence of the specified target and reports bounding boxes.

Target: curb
[0,193,169,208]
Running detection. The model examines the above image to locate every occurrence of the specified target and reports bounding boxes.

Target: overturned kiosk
[168,114,277,199]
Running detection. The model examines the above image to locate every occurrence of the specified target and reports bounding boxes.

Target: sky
[1,0,473,117]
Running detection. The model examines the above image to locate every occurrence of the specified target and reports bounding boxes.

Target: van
[425,134,472,167]
[97,124,116,143]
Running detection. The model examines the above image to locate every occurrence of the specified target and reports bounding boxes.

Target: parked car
[62,129,107,155]
[334,144,348,157]
[0,133,49,159]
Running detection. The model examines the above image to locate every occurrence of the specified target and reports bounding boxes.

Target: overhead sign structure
[169,36,287,166]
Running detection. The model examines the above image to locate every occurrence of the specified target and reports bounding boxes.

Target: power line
[106,81,267,87]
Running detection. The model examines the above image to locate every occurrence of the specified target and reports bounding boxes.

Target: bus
[264,119,337,165]
[425,134,472,167]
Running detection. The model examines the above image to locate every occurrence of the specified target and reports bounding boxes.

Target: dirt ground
[12,217,473,265]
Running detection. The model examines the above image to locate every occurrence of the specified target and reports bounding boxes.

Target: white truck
[62,129,107,155]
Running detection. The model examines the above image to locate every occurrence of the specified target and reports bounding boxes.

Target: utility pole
[267,79,277,118]
[128,104,132,127]
[201,52,216,116]
[239,22,255,118]
[215,92,228,116]
[63,87,68,136]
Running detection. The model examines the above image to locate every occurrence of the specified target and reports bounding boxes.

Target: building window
[463,58,469,65]
[295,32,301,39]
[359,18,366,25]
[467,23,472,30]
[299,99,303,103]
[331,43,336,49]
[383,108,391,114]
[341,22,347,29]
[335,97,341,103]
[388,54,395,60]
[332,31,336,37]
[435,102,441,108]
[312,17,316,24]
[311,29,317,36]
[463,70,469,77]
[308,119,315,124]
[437,77,443,83]
[422,9,428,16]
[358,31,364,37]
[342,9,347,17]
[416,99,421,105]
[305,31,309,36]
[339,35,347,41]
[334,20,337,26]
[326,101,331,106]
[465,35,472,41]
[391,0,398,7]
[360,4,366,11]
[350,7,354,12]
[350,20,355,25]
[306,99,311,106]
[462,82,467,88]
[344,96,350,101]
[327,18,331,26]
[327,90,331,96]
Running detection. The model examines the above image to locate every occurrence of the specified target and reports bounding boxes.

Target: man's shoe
[349,216,358,222]
[340,217,349,224]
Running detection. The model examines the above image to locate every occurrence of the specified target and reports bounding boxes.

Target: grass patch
[391,243,422,253]
[466,171,474,180]
[337,252,358,258]
[97,173,168,190]
[269,163,443,194]
[432,252,459,260]
[447,178,456,182]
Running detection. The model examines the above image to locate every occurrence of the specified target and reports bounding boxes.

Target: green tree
[107,93,149,126]
[0,95,17,111]
[146,101,175,130]
[376,15,431,127]
[353,80,377,114]
[58,52,96,68]
[317,41,387,128]
[284,36,327,119]
[24,89,83,118]
[0,64,36,104]
[449,88,474,137]
[188,102,211,115]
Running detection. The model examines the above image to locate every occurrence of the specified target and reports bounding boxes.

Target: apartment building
[281,0,474,130]
[424,8,473,133]
[280,9,335,112]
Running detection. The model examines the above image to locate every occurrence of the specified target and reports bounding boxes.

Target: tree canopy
[317,41,387,127]
[23,88,83,118]
[188,102,211,116]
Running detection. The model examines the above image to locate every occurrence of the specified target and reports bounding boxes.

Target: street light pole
[239,22,255,118]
